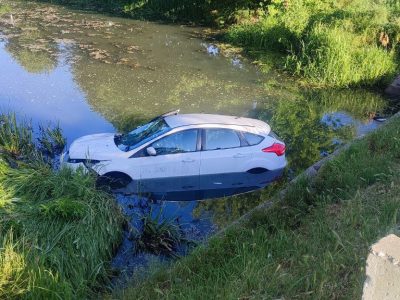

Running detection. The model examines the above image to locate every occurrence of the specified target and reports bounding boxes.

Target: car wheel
[96,172,132,190]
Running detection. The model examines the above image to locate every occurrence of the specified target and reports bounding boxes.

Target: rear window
[242,132,264,146]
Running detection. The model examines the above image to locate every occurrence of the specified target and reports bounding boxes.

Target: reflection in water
[0,0,394,276]
[111,194,216,282]
[5,31,58,74]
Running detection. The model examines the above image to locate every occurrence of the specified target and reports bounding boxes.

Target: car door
[137,129,200,200]
[199,128,253,198]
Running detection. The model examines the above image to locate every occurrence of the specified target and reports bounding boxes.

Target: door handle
[182,159,195,163]
[233,153,246,158]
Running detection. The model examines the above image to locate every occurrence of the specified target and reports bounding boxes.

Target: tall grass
[0,114,35,159]
[0,115,125,298]
[38,123,66,157]
[0,163,125,298]
[286,24,396,87]
[226,0,400,87]
[0,231,74,299]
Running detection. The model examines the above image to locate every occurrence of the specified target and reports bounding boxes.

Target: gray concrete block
[363,234,400,300]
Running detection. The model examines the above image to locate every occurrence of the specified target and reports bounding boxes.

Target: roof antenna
[149,109,180,122]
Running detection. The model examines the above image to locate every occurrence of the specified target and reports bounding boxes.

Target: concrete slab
[363,234,400,300]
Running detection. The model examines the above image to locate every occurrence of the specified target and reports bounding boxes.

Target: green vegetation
[38,123,66,157]
[0,115,124,298]
[35,0,400,87]
[0,114,35,159]
[117,116,400,298]
[226,0,399,87]
[135,210,189,257]
[0,4,11,15]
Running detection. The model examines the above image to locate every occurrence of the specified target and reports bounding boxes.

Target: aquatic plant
[38,123,66,157]
[135,210,187,257]
[0,113,35,159]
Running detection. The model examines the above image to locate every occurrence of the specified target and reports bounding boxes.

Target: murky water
[0,0,397,281]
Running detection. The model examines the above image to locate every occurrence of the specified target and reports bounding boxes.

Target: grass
[0,116,125,298]
[0,4,11,16]
[226,0,400,87]
[135,210,189,257]
[116,115,400,298]
[38,123,66,157]
[0,113,35,159]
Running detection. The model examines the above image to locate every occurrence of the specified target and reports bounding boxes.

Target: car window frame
[240,131,265,147]
[131,128,201,158]
[200,128,245,152]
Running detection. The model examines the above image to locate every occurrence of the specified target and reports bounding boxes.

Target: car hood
[68,133,126,160]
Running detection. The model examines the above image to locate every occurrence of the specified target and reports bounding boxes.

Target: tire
[96,172,132,190]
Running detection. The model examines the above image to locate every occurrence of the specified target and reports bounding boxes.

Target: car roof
[164,113,268,129]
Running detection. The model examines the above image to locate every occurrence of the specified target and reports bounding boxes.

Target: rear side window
[204,128,241,150]
[242,132,264,146]
[151,129,198,155]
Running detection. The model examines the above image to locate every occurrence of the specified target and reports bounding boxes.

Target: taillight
[262,143,286,156]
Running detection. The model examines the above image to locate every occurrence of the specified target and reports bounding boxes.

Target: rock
[385,75,400,98]
[363,234,400,300]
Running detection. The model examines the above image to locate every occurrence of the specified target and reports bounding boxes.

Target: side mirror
[146,147,157,156]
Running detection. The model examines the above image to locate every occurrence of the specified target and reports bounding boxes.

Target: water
[0,0,396,280]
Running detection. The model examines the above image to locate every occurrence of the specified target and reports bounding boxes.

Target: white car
[61,111,287,200]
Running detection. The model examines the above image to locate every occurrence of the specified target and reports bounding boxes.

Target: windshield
[116,119,171,151]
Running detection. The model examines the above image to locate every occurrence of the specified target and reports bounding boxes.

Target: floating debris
[206,44,219,56]
[373,117,387,122]
[231,57,243,68]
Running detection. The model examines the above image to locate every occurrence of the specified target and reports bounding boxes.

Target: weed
[135,210,187,257]
[38,123,66,157]
[0,113,35,159]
